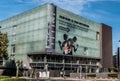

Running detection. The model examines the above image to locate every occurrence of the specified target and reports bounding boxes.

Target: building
[117,47,120,68]
[100,24,113,68]
[113,54,118,68]
[0,3,112,77]
[113,47,120,68]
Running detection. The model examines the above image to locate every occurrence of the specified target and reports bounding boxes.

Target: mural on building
[58,34,78,55]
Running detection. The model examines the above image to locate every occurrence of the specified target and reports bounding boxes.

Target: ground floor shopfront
[27,53,101,77]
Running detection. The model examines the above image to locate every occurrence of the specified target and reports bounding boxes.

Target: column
[77,60,80,73]
[89,61,92,73]
[44,56,47,63]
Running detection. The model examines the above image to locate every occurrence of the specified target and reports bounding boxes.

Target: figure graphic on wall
[58,34,78,55]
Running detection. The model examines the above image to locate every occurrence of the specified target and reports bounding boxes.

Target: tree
[0,32,9,65]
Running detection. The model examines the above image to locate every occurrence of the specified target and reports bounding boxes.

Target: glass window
[11,44,16,53]
[96,32,100,40]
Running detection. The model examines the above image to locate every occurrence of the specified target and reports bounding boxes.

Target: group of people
[58,34,78,55]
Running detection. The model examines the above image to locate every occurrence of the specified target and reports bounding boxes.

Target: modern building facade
[117,47,120,68]
[113,54,118,68]
[113,47,120,68]
[0,3,112,77]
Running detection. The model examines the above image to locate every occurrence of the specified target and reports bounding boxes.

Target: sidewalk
[26,77,120,81]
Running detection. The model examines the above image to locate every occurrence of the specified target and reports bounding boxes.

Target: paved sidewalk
[26,77,120,81]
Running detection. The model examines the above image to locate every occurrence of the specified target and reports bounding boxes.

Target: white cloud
[14,0,104,22]
[14,0,109,23]
[40,0,92,14]
[14,0,100,16]
[15,0,40,4]
[96,10,109,15]
[15,0,91,14]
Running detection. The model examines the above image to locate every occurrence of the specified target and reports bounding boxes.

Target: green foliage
[0,76,9,80]
[0,32,9,60]
[117,66,120,72]
[108,73,118,78]
[0,78,26,81]
[109,67,120,72]
[87,74,96,77]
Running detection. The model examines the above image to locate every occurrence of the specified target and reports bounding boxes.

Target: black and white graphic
[46,4,56,53]
[58,34,78,55]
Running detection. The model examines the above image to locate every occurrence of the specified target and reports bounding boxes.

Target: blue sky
[0,0,120,54]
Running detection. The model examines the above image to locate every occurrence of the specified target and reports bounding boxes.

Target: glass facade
[55,7,101,58]
[0,4,48,61]
[0,3,101,62]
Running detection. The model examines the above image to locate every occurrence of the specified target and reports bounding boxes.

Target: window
[84,47,88,55]
[11,44,15,53]
[12,25,17,36]
[13,25,17,27]
[96,32,100,40]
